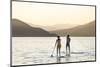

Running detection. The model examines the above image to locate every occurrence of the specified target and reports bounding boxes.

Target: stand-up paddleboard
[50,55,70,58]
[58,56,66,58]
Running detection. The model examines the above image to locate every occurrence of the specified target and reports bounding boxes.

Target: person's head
[57,36,60,39]
[67,35,70,37]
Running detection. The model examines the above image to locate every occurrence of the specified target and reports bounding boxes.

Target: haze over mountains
[51,21,95,36]
[12,18,95,37]
[29,23,78,31]
[12,19,57,37]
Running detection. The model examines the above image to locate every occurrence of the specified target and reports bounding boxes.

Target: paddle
[50,42,57,57]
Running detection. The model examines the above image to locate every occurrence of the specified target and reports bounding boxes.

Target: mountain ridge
[51,21,95,36]
[12,19,57,37]
[29,23,79,31]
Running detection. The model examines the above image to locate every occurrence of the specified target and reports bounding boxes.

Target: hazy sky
[12,1,95,26]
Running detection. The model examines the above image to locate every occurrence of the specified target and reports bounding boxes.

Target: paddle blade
[51,55,53,57]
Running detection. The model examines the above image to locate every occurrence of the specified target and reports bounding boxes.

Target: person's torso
[67,38,70,45]
[57,39,61,47]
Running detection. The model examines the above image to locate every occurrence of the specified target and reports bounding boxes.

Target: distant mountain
[51,21,95,36]
[29,23,78,31]
[42,24,78,31]
[12,19,57,37]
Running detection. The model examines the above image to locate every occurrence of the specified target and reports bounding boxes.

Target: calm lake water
[12,37,95,65]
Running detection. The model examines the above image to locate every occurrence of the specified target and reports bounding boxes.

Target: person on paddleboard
[55,36,61,57]
[66,35,71,56]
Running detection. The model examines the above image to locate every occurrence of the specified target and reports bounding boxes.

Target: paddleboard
[51,55,70,58]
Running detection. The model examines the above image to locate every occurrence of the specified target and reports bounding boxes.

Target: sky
[12,1,95,26]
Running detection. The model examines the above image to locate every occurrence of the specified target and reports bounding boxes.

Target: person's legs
[66,45,68,56]
[57,47,58,56]
[69,45,70,56]
[59,47,61,57]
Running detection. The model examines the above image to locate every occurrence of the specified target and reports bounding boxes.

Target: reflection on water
[56,55,72,63]
[56,57,61,63]
[12,37,95,65]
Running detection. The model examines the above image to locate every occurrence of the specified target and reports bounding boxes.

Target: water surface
[12,37,95,65]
